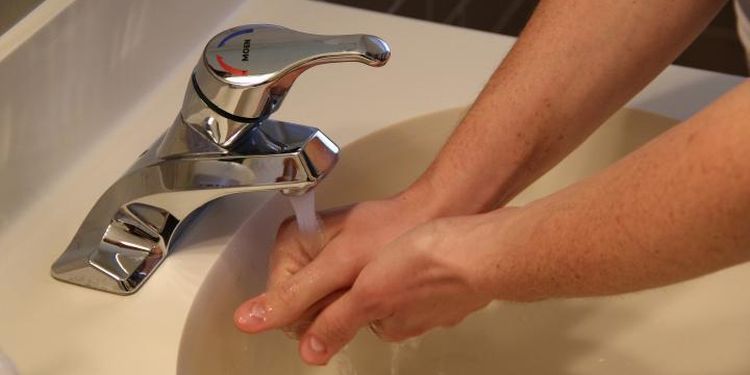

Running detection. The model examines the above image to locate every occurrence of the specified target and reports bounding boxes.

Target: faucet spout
[51,118,338,294]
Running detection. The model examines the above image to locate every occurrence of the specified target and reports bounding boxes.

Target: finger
[235,253,356,333]
[298,290,380,365]
[266,220,323,288]
[266,207,350,290]
[284,289,348,339]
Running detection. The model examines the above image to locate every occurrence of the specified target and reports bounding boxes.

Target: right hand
[234,190,441,337]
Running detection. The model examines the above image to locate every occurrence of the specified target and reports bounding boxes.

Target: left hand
[263,211,509,365]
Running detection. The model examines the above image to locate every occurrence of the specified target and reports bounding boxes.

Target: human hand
[233,191,442,338]
[291,213,502,364]
[236,205,521,365]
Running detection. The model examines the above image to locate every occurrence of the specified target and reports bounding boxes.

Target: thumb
[298,288,380,365]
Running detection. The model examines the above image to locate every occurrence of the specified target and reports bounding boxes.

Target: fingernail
[235,302,268,331]
[308,336,326,354]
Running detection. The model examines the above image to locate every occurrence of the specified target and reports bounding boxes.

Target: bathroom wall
[0,0,45,35]
[0,0,245,231]
[320,0,749,76]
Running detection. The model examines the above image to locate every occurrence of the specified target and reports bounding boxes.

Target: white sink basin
[177,107,750,374]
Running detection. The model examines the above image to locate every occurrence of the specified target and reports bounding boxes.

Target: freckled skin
[234,0,750,366]
[490,84,750,300]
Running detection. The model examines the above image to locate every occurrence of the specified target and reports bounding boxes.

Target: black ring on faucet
[190,73,262,124]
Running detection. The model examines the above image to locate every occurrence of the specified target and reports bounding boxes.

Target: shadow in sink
[167,191,278,256]
[178,107,750,374]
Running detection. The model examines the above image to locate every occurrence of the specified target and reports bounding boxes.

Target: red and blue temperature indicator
[215,27,254,76]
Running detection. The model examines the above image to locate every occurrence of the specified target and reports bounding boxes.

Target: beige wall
[0,0,45,35]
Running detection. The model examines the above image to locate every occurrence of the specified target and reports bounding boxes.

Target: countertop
[0,0,743,373]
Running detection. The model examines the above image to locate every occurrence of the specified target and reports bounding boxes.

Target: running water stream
[288,190,324,253]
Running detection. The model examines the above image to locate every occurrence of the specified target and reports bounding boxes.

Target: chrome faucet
[51,24,390,295]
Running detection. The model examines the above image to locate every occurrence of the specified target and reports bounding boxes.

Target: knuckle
[353,286,389,317]
[273,281,299,309]
[322,254,356,280]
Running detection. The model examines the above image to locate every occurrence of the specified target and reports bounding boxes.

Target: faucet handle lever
[192,24,391,121]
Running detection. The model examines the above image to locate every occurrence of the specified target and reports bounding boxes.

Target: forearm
[408,0,726,215]
[488,80,750,301]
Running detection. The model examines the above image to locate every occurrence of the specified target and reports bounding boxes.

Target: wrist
[390,179,453,221]
[387,184,447,225]
[405,146,540,217]
[400,173,490,219]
